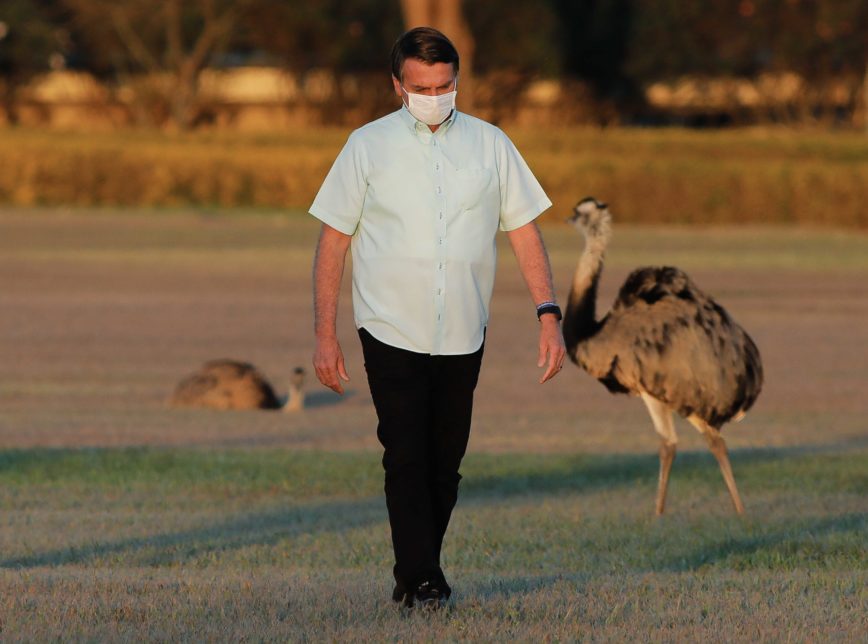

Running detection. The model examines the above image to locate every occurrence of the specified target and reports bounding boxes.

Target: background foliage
[2,1,866,95]
[1,127,866,226]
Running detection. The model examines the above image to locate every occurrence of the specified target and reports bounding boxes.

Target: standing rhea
[564,198,763,515]
[170,359,306,412]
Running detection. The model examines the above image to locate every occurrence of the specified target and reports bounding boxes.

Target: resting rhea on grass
[563,198,763,515]
[170,360,305,412]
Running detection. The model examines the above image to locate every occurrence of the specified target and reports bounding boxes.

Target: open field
[1,126,867,226]
[0,210,866,639]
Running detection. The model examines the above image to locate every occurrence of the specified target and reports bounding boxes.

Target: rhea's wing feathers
[577,298,713,399]
[735,328,763,417]
[611,266,693,311]
[171,372,219,402]
[172,359,282,409]
[578,267,763,426]
[201,359,259,376]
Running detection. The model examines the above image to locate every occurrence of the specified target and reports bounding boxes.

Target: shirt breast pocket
[453,167,498,214]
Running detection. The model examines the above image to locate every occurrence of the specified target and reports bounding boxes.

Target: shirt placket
[431,133,447,354]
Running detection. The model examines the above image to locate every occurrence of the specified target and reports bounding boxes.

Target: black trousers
[359,327,484,590]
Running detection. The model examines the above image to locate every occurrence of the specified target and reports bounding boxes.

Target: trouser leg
[359,328,484,591]
[359,329,437,589]
[428,343,484,571]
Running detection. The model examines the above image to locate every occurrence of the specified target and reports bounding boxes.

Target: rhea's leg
[688,416,745,515]
[656,442,677,516]
[640,393,678,516]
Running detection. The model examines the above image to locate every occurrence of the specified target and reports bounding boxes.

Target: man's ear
[391,75,403,98]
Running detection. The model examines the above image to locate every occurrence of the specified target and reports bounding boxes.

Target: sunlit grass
[0,447,864,639]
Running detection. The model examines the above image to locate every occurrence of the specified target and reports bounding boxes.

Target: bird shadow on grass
[654,511,866,573]
[450,509,866,600]
[462,441,865,499]
[453,512,866,602]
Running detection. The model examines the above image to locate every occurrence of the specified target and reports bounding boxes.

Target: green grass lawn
[0,447,865,639]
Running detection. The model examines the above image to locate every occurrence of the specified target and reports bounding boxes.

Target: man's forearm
[506,221,557,305]
[507,220,565,383]
[313,224,352,338]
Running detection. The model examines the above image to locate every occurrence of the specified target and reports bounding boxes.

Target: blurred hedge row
[1,127,866,227]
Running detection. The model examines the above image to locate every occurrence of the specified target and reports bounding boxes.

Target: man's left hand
[537,316,566,383]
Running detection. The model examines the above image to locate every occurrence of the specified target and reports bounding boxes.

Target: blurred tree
[762,0,867,78]
[465,0,559,77]
[0,0,59,124]
[398,0,475,110]
[243,0,402,73]
[555,0,636,94]
[3,0,865,128]
[241,0,404,123]
[61,0,257,128]
[624,0,868,81]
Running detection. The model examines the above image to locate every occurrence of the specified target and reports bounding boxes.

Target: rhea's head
[290,366,306,389]
[569,197,612,241]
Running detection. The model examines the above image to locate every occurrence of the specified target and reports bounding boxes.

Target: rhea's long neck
[282,374,305,413]
[564,233,606,360]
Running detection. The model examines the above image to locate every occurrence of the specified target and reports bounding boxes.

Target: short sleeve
[309,131,368,235]
[495,130,552,232]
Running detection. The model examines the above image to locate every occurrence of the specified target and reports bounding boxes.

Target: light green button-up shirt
[309,106,551,355]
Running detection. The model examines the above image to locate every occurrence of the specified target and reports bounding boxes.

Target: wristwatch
[536,301,562,321]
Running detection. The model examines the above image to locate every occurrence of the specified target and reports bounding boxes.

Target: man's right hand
[313,335,350,394]
[312,224,353,395]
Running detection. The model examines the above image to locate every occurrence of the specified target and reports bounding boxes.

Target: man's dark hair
[390,27,459,81]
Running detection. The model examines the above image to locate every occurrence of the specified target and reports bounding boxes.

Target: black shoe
[392,582,414,608]
[434,570,452,601]
[413,580,447,611]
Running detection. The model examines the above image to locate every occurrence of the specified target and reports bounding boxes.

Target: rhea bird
[170,359,305,412]
[563,198,763,515]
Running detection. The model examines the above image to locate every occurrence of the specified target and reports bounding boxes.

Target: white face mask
[402,83,457,126]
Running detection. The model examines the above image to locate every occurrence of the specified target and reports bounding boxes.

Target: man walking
[310,27,565,609]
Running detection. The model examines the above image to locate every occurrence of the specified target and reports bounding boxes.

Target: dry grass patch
[1,126,867,225]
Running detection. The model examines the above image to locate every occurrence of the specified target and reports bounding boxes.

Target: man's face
[392,58,456,100]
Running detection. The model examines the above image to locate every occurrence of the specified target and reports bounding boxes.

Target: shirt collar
[399,104,458,136]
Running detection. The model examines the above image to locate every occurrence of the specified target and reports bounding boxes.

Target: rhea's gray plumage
[170,359,305,412]
[564,197,763,515]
